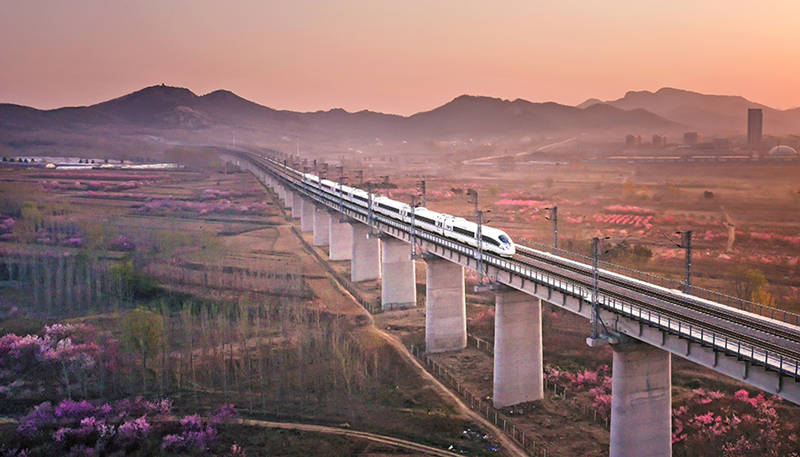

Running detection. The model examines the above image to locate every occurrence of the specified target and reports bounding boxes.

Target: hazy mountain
[0,85,680,156]
[580,87,800,135]
[407,95,678,136]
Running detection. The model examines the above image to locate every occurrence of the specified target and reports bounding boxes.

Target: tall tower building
[747,108,763,147]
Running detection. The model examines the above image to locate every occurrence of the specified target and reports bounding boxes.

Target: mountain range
[1,85,798,157]
[579,87,800,135]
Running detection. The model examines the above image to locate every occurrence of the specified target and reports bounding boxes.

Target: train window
[481,235,500,246]
[498,235,510,244]
[454,227,474,237]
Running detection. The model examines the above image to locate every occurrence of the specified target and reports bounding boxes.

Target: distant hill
[579,88,800,135]
[0,84,683,157]
[406,95,678,137]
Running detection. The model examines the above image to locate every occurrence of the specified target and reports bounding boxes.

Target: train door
[443,217,454,234]
[400,207,410,223]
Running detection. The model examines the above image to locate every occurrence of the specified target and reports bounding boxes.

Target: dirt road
[239,418,461,456]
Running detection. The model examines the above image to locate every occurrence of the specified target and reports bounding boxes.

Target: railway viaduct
[220,151,800,457]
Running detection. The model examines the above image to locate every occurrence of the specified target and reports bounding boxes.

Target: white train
[296,169,516,257]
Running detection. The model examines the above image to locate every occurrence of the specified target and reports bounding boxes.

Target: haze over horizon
[2,0,799,115]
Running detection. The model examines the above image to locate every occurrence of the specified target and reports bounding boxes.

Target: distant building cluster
[625,134,667,149]
[619,107,798,158]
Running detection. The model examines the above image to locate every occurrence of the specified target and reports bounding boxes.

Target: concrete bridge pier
[351,223,381,282]
[493,288,543,408]
[285,190,294,210]
[425,255,466,352]
[328,215,353,260]
[276,185,286,203]
[300,199,314,233]
[313,205,330,246]
[610,341,672,457]
[381,237,416,309]
[291,192,302,218]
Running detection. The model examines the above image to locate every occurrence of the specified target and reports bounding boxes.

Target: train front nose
[498,234,515,256]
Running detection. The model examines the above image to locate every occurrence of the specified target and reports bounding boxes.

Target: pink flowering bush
[673,388,800,457]
[41,180,141,193]
[602,205,655,215]
[592,213,654,229]
[161,413,218,452]
[109,235,135,251]
[139,198,268,215]
[8,398,239,457]
[494,199,552,209]
[545,364,612,417]
[0,216,15,235]
[0,323,118,399]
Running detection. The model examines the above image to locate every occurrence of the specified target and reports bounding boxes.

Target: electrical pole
[367,182,375,233]
[681,230,692,294]
[417,179,427,207]
[552,206,558,249]
[467,189,478,215]
[338,173,345,213]
[476,209,484,279]
[410,195,417,259]
[466,189,483,280]
[591,236,600,339]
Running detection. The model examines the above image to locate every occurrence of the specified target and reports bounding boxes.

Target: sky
[1,0,799,115]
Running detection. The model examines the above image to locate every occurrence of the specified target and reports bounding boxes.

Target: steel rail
[232,150,800,381]
[514,248,800,344]
[513,249,800,359]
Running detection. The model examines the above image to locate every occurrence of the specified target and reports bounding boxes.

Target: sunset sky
[2,0,799,115]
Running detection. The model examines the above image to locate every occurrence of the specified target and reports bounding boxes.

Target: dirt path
[239,418,460,457]
[366,327,527,457]
[263,176,527,457]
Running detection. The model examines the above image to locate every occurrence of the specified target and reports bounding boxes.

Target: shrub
[673,388,800,457]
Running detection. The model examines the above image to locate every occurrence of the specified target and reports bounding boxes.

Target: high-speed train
[298,171,516,257]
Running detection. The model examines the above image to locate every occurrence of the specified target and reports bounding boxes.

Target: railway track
[236,150,800,377]
[513,246,800,360]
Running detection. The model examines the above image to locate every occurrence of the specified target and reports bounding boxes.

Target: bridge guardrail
[522,240,800,328]
[244,152,800,382]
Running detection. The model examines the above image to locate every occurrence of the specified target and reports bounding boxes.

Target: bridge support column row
[313,206,330,246]
[493,288,543,408]
[300,199,314,233]
[351,223,381,282]
[381,237,416,309]
[329,217,352,260]
[610,342,672,457]
[425,256,466,352]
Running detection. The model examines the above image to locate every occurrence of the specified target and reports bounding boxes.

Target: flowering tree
[0,323,110,400]
[673,388,800,457]
[545,364,800,457]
